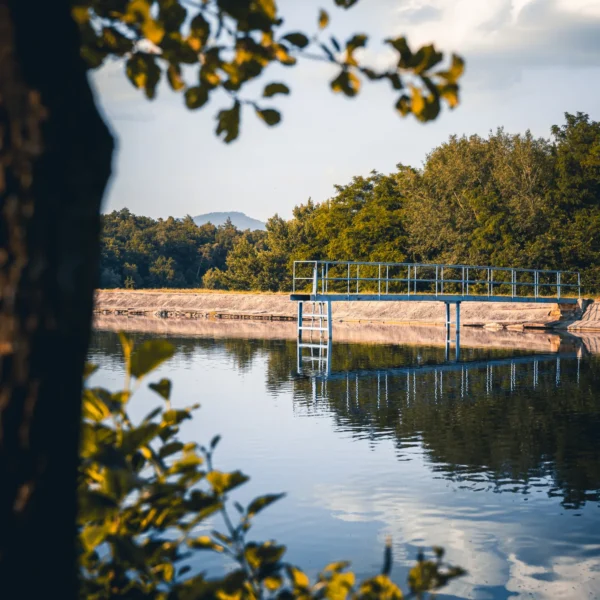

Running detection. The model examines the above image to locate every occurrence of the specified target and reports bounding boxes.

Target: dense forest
[100,113,600,293]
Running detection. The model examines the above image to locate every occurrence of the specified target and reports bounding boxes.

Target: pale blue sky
[91,0,600,221]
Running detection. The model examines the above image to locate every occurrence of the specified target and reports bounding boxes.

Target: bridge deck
[290,293,578,304]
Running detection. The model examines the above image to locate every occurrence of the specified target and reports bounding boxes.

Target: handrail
[292,260,581,300]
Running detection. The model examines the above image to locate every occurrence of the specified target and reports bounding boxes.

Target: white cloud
[313,473,600,598]
[385,0,600,88]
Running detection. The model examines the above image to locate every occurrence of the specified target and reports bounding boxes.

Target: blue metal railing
[292,260,581,301]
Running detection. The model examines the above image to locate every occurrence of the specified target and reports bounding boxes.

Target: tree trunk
[0,1,113,597]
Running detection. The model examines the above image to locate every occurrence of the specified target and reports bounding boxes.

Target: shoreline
[94,289,600,332]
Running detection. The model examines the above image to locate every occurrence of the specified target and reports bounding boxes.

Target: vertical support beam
[312,263,318,296]
[297,301,303,341]
[456,301,461,336]
[407,265,411,296]
[327,299,333,341]
[347,262,350,298]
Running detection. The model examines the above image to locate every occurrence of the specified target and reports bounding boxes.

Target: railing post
[487,268,491,297]
[378,264,381,298]
[414,265,417,295]
[435,265,438,296]
[356,265,360,294]
[327,300,333,341]
[347,263,350,298]
[466,267,469,296]
[312,263,318,296]
[462,266,465,296]
[297,302,303,341]
[407,265,411,297]
[386,265,389,294]
[557,271,561,300]
[293,262,296,293]
[441,266,444,294]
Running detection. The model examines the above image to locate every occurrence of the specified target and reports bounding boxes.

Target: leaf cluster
[79,333,464,598]
[73,0,465,142]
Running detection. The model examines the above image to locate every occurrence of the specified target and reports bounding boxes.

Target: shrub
[79,334,465,599]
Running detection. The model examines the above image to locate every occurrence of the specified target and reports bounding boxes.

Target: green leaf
[216,101,241,143]
[331,70,360,97]
[207,470,249,494]
[282,32,309,48]
[149,378,172,400]
[436,54,465,84]
[118,331,134,364]
[82,389,111,422]
[83,363,98,381]
[81,524,107,552]
[163,408,192,426]
[323,560,351,573]
[184,85,209,109]
[286,565,310,590]
[125,53,161,99]
[263,82,290,98]
[159,441,184,458]
[167,63,185,91]
[189,535,225,552]
[346,34,367,51]
[256,108,281,126]
[244,541,286,570]
[334,0,360,6]
[318,9,329,29]
[189,13,210,49]
[79,491,118,523]
[122,423,161,454]
[130,339,175,379]
[247,493,285,518]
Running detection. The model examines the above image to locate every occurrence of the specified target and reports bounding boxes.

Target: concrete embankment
[94,290,599,331]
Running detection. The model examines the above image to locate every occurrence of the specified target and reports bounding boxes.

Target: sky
[91,0,600,222]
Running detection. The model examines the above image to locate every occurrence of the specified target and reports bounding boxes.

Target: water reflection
[295,340,597,510]
[89,329,600,598]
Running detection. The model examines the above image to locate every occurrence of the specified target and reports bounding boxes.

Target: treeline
[100,112,600,293]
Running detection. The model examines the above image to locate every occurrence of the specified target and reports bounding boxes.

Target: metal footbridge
[290,260,581,342]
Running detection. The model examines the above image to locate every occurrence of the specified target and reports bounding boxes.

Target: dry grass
[97,288,288,295]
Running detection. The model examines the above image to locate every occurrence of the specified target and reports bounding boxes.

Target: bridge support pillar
[297,301,303,341]
[444,301,461,361]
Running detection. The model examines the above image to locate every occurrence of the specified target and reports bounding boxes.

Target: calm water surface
[88,331,600,599]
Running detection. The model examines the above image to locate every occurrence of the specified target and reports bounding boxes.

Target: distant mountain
[193,211,266,231]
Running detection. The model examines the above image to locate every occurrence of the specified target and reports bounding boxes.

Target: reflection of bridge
[297,340,580,402]
[290,260,581,342]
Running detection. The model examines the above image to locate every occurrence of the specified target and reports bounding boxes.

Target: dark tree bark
[0,1,113,597]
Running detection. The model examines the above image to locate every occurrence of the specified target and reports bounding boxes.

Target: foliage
[72,0,464,143]
[99,113,600,294]
[80,333,465,598]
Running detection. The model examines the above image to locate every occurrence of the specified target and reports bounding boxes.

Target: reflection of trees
[292,355,600,509]
[90,330,600,509]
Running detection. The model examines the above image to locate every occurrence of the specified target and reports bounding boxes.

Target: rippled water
[88,330,600,599]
